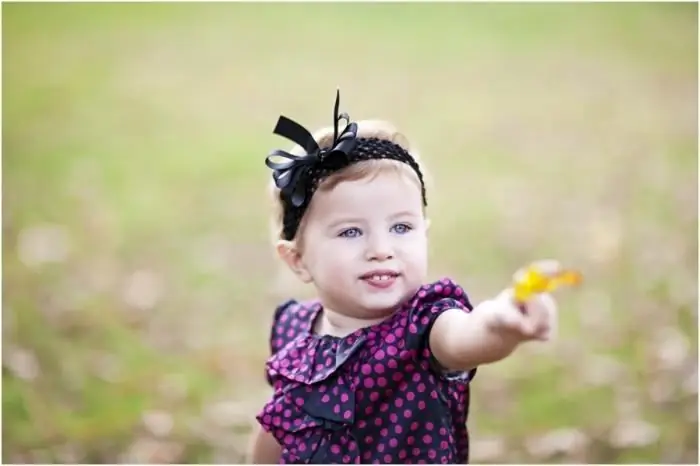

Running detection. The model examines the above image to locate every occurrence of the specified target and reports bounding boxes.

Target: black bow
[265,90,359,207]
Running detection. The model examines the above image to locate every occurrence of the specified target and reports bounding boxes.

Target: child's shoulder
[269,298,320,355]
[410,277,473,311]
[273,298,320,324]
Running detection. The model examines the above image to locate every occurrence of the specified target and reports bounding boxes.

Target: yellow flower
[513,266,582,304]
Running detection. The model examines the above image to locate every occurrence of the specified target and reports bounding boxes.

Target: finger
[497,288,528,314]
[529,294,557,340]
[497,297,540,337]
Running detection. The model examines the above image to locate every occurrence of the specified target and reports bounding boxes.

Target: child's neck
[314,307,388,338]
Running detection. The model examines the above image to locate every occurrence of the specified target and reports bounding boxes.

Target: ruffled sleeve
[265,299,308,386]
[405,277,477,381]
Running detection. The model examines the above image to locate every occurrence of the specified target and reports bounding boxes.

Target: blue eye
[339,227,362,238]
[391,223,413,235]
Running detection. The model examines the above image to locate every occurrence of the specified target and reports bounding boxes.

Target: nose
[365,232,394,261]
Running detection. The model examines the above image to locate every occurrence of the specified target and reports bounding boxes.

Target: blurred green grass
[2,2,698,463]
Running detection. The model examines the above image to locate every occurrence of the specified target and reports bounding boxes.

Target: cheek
[303,239,358,274]
[400,237,428,269]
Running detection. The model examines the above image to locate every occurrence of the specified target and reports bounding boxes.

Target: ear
[276,240,313,283]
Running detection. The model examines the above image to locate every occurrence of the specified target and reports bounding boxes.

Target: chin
[359,297,406,318]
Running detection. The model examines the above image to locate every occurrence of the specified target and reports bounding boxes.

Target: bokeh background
[2,2,698,464]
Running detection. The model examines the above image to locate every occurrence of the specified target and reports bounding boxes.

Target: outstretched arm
[430,291,556,372]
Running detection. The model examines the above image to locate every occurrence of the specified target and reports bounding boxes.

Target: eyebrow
[388,210,421,220]
[326,217,365,229]
[326,211,420,229]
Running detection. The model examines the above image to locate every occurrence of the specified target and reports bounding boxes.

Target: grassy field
[2,2,698,463]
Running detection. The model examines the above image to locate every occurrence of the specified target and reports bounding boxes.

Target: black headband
[265,90,427,241]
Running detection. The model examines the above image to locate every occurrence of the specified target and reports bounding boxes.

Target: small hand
[487,260,581,342]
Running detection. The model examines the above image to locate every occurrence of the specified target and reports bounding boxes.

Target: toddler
[249,91,559,464]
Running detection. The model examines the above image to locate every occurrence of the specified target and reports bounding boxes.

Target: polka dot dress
[257,278,477,464]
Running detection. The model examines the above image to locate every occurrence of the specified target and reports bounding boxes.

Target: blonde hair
[268,120,428,244]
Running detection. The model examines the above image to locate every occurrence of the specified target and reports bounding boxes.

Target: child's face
[297,169,428,319]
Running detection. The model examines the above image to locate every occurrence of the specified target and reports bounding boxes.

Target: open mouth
[360,270,400,288]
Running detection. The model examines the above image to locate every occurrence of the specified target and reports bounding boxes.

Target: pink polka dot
[395,398,404,408]
[374,417,383,426]
[418,290,427,298]
[365,435,374,444]
[428,450,437,459]
[411,421,420,431]
[434,284,443,294]
[403,409,412,418]
[374,363,385,374]
[418,400,426,410]
[395,424,403,434]
[386,334,396,343]
[426,422,434,431]
[412,447,421,456]
[389,438,398,448]
[369,391,380,402]
[390,413,398,423]
[333,405,340,414]
[384,454,392,463]
[377,377,387,387]
[340,393,349,403]
[364,378,375,389]
[423,434,433,444]
[343,410,352,420]
[407,436,415,445]
[417,382,426,392]
[375,349,386,360]
[298,443,306,452]
[409,323,418,334]
[361,364,372,375]
[330,444,340,455]
[380,428,388,437]
[377,444,385,453]
[412,373,421,383]
[407,392,415,401]
[321,394,330,403]
[398,450,407,459]
[387,345,398,356]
